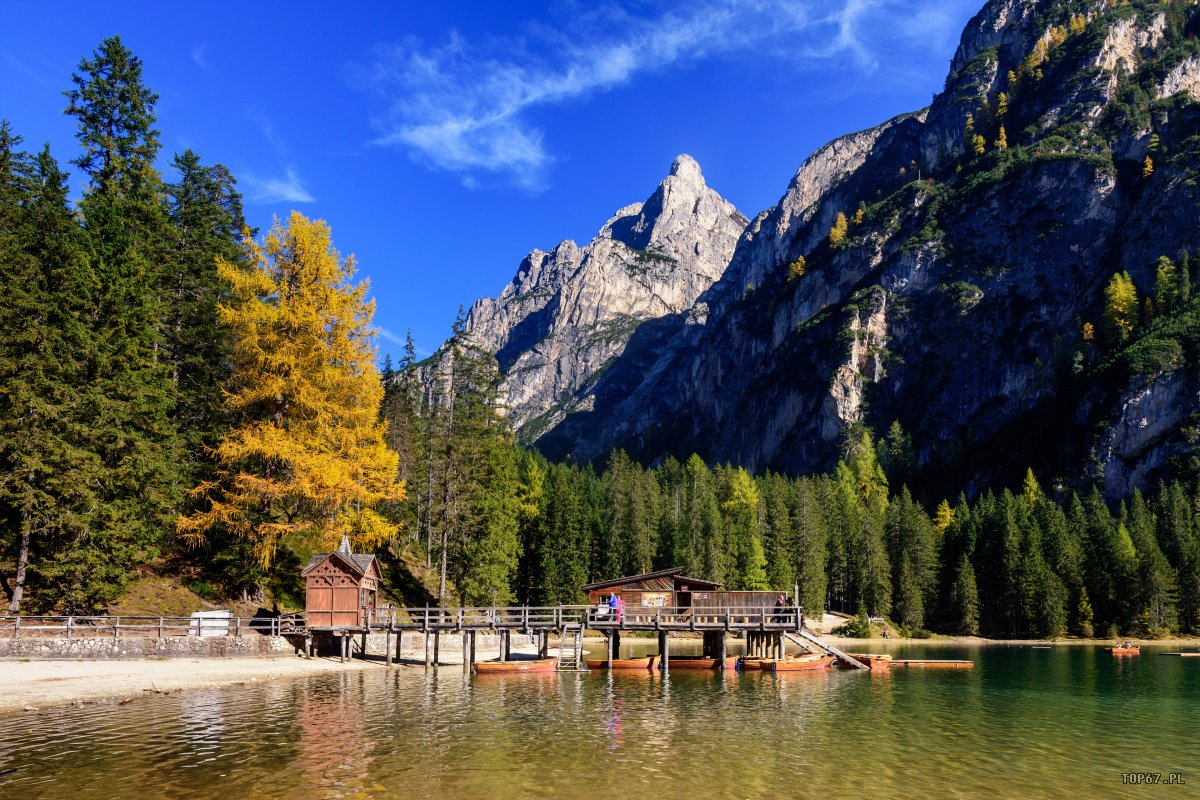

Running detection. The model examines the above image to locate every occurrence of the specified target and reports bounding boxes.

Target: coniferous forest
[3,35,1200,641]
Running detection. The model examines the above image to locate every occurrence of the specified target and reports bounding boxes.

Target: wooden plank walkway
[345,605,811,635]
[785,629,868,670]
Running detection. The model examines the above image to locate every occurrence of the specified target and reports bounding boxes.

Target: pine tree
[761,474,796,593]
[950,556,980,635]
[793,479,828,615]
[885,487,936,630]
[680,454,725,582]
[535,464,588,604]
[177,213,404,578]
[1155,255,1179,314]
[51,37,182,610]
[1127,489,1177,633]
[0,133,103,612]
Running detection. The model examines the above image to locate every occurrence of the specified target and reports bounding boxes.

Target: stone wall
[0,634,298,660]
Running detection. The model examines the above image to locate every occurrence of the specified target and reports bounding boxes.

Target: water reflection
[2,646,1199,798]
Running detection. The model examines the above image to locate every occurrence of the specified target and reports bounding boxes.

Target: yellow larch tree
[829,212,849,247]
[1103,270,1139,344]
[178,212,404,567]
[932,499,954,536]
[995,126,1008,150]
[787,255,806,281]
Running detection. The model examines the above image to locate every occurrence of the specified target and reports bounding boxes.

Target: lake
[1,643,1197,798]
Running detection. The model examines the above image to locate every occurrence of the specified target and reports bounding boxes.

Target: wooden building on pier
[582,567,784,611]
[302,536,380,629]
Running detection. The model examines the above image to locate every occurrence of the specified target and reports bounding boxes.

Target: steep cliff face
[525,0,1200,501]
[455,155,748,438]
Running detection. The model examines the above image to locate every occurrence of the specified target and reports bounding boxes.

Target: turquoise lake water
[1,644,1197,799]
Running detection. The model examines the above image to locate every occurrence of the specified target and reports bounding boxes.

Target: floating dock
[890,659,975,669]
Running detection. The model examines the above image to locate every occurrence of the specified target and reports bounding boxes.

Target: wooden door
[307,580,334,628]
[333,585,360,627]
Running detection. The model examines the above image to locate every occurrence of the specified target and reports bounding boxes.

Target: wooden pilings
[604,630,623,669]
[425,631,432,670]
[658,630,670,672]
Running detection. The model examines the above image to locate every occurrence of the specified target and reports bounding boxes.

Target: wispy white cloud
[2,50,54,87]
[377,326,432,357]
[350,0,969,191]
[241,111,314,204]
[191,44,211,70]
[241,167,314,204]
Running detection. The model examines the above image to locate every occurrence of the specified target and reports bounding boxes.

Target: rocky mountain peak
[600,154,748,270]
[670,152,703,179]
[441,154,749,439]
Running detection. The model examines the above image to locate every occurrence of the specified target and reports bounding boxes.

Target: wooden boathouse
[302,536,380,629]
[582,567,723,609]
[291,559,866,671]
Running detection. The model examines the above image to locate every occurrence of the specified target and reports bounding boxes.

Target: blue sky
[1,0,981,363]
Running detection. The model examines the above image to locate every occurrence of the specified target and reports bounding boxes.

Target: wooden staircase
[557,623,586,671]
[785,628,868,670]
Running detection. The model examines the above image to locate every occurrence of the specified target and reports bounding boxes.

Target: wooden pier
[299,603,870,672]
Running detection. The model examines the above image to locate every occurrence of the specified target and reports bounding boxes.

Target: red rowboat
[586,656,657,670]
[474,657,558,674]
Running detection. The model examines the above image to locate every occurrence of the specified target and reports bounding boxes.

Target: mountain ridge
[433,0,1200,502]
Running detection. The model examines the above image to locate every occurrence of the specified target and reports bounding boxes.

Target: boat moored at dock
[474,657,559,674]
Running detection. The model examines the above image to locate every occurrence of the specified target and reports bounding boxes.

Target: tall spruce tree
[55,36,181,610]
[0,132,102,612]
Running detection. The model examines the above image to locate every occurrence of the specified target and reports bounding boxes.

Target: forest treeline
[386,339,1200,638]
[3,36,1200,640]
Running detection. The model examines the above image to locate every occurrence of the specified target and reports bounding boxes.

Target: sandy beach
[0,657,389,715]
[0,636,554,715]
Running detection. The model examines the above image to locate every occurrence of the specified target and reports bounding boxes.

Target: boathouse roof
[301,535,378,578]
[581,567,722,592]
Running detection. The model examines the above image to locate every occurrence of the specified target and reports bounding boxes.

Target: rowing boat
[1105,645,1141,655]
[585,656,657,670]
[474,657,559,674]
[661,657,736,670]
[848,653,894,670]
[767,655,835,672]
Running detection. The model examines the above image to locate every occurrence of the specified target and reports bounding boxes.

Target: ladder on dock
[785,628,868,670]
[557,623,586,671]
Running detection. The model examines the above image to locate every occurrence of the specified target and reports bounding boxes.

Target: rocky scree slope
[531,0,1200,502]
[450,154,747,440]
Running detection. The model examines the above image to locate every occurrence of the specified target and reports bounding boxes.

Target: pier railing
[0,615,285,640]
[1,606,807,638]
[584,606,804,632]
[365,606,592,632]
[352,605,804,633]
